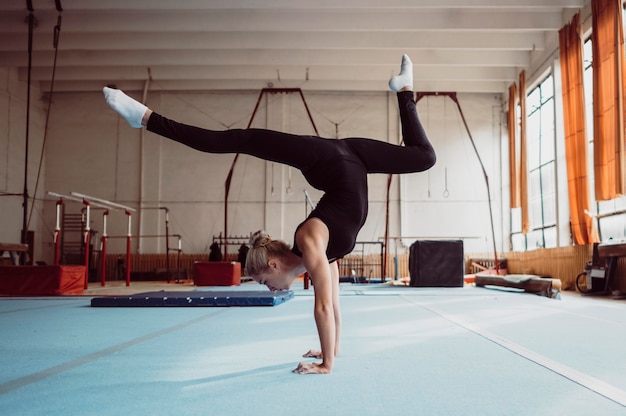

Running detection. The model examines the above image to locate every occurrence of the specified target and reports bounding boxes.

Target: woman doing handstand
[103,54,436,375]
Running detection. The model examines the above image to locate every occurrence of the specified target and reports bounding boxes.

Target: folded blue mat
[90,290,294,307]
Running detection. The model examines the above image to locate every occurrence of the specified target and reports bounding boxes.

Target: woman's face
[254,261,294,292]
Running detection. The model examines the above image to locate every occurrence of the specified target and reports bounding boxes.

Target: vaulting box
[409,240,464,287]
[0,265,85,296]
[194,261,241,286]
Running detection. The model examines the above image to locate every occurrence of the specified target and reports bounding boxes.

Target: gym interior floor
[1,280,625,415]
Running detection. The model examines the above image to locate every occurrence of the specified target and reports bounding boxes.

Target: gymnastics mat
[90,290,294,307]
[0,265,85,296]
[474,273,561,299]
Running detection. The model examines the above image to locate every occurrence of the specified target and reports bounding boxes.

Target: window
[511,75,557,251]
[582,37,626,242]
[511,32,626,252]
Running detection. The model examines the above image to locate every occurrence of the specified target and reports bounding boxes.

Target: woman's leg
[396,90,433,150]
[102,54,435,175]
[145,112,313,169]
[343,55,435,174]
[343,91,436,174]
[103,87,315,170]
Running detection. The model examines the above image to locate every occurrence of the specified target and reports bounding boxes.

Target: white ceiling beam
[2,0,585,11]
[0,49,531,67]
[0,31,547,52]
[22,64,519,84]
[0,9,564,33]
[39,79,509,94]
[30,64,520,81]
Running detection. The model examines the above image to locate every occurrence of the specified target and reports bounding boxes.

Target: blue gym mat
[90,290,294,307]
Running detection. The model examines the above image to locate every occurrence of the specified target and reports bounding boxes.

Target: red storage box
[194,261,241,286]
[0,265,85,296]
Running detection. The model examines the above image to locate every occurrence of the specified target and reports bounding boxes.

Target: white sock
[102,87,148,128]
[388,54,413,92]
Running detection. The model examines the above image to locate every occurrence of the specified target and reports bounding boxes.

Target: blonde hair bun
[249,230,272,248]
[245,231,291,277]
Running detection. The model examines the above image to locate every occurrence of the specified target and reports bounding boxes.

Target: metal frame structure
[223,88,319,258]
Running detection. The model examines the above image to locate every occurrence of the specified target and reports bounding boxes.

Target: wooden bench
[0,243,29,265]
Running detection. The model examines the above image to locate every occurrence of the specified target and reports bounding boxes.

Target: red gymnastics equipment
[71,192,135,287]
[49,192,136,288]
[53,197,63,266]
[49,191,102,288]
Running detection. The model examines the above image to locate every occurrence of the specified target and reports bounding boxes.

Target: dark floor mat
[90,290,294,307]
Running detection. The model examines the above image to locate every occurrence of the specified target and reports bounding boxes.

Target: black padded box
[409,240,464,287]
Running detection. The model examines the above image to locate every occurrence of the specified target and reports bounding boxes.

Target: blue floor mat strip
[90,290,294,307]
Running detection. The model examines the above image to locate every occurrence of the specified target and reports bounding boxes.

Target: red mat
[0,266,85,296]
[194,261,241,286]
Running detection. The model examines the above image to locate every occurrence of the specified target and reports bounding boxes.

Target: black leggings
[146,91,436,174]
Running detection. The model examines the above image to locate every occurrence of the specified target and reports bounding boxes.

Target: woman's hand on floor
[302,349,322,359]
[293,361,330,375]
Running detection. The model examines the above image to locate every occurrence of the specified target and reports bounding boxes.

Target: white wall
[37,87,503,262]
[0,67,47,260]
[399,93,504,254]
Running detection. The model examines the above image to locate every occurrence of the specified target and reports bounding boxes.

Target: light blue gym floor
[1,282,626,416]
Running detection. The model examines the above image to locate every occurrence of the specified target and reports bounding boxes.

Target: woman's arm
[330,261,341,357]
[292,219,335,375]
[301,260,341,360]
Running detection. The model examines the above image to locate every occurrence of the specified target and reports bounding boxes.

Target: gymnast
[103,54,436,375]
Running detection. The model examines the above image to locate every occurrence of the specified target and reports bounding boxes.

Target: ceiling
[0,0,586,95]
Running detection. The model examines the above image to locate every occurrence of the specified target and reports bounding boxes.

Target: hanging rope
[448,93,499,273]
[442,98,450,198]
[22,0,35,245]
[27,1,63,230]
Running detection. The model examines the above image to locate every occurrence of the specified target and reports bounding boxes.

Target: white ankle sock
[388,54,413,92]
[102,87,148,128]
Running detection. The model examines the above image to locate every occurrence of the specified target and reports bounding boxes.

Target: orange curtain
[508,83,520,208]
[591,0,625,199]
[519,71,529,234]
[559,13,597,244]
